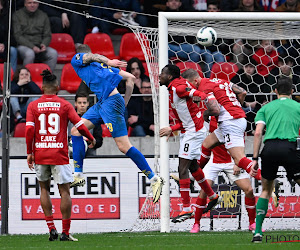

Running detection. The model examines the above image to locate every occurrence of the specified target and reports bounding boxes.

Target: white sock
[183,206,191,212]
[74,172,83,178]
[149,175,158,184]
[209,193,217,200]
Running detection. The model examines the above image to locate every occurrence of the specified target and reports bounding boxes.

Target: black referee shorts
[261,139,300,181]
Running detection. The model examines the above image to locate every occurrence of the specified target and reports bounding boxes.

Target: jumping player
[190,117,258,233]
[182,69,261,180]
[159,64,222,223]
[26,70,96,241]
[70,45,163,203]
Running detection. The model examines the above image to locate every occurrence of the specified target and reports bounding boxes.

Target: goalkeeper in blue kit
[70,44,164,203]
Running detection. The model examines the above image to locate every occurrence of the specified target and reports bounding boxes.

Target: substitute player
[190,117,257,233]
[159,64,222,223]
[70,45,163,203]
[182,69,261,180]
[26,70,96,241]
[251,77,300,243]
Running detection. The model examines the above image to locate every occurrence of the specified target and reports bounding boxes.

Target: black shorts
[261,139,300,181]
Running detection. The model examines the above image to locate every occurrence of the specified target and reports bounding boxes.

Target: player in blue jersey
[70,44,163,203]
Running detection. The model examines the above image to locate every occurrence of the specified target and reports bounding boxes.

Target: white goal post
[158,12,300,233]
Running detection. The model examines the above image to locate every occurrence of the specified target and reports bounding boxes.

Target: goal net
[129,12,300,232]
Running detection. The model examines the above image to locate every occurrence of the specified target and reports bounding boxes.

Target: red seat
[83,33,119,59]
[13,122,26,137]
[119,33,148,62]
[49,33,76,63]
[60,63,82,93]
[176,62,204,78]
[142,62,149,76]
[25,63,51,90]
[101,124,112,137]
[0,63,14,88]
[128,126,133,137]
[210,62,238,81]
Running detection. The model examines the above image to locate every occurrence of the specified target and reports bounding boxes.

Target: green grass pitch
[0,231,299,249]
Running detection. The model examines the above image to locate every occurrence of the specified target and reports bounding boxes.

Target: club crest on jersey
[186,87,191,91]
[76,54,80,60]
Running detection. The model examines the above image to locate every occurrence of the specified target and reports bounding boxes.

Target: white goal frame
[158,12,300,233]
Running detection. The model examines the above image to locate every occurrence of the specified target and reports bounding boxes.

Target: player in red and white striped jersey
[182,69,261,180]
[159,64,222,223]
[190,117,257,233]
[26,70,95,241]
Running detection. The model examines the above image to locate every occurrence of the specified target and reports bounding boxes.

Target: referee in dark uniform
[251,76,300,243]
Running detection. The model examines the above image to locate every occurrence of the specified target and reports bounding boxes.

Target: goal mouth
[128,12,300,233]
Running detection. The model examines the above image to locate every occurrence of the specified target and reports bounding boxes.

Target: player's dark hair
[76,44,92,53]
[40,69,58,91]
[126,57,145,77]
[181,69,199,81]
[165,64,181,80]
[275,76,293,95]
[75,92,89,102]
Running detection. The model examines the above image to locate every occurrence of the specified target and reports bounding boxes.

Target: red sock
[238,157,252,173]
[179,178,191,208]
[238,157,261,180]
[197,145,211,169]
[245,197,256,225]
[45,215,56,232]
[194,197,207,224]
[192,168,215,197]
[255,169,262,180]
[62,219,71,235]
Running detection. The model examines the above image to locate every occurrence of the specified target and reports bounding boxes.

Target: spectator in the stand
[268,56,300,93]
[0,0,18,72]
[13,0,57,71]
[220,0,239,11]
[276,0,300,11]
[259,0,285,11]
[166,0,224,77]
[126,57,148,94]
[252,40,279,77]
[11,67,41,124]
[127,77,154,137]
[118,57,147,95]
[234,0,263,11]
[40,0,90,46]
[68,93,103,156]
[90,0,147,34]
[231,58,267,134]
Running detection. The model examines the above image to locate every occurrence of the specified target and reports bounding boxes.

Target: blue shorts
[82,93,128,138]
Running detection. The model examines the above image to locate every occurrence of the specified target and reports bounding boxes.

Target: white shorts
[35,164,73,184]
[179,126,208,160]
[203,161,249,184]
[214,118,246,149]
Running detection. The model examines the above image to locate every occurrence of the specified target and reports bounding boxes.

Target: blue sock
[71,135,85,173]
[126,147,155,179]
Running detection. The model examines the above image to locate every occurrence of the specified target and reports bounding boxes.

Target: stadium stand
[210,62,239,81]
[60,63,81,93]
[83,33,119,59]
[176,61,204,78]
[25,63,51,90]
[49,33,76,63]
[119,33,146,62]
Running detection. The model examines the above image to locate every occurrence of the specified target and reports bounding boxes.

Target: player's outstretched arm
[119,70,135,106]
[82,53,127,68]
[232,83,247,105]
